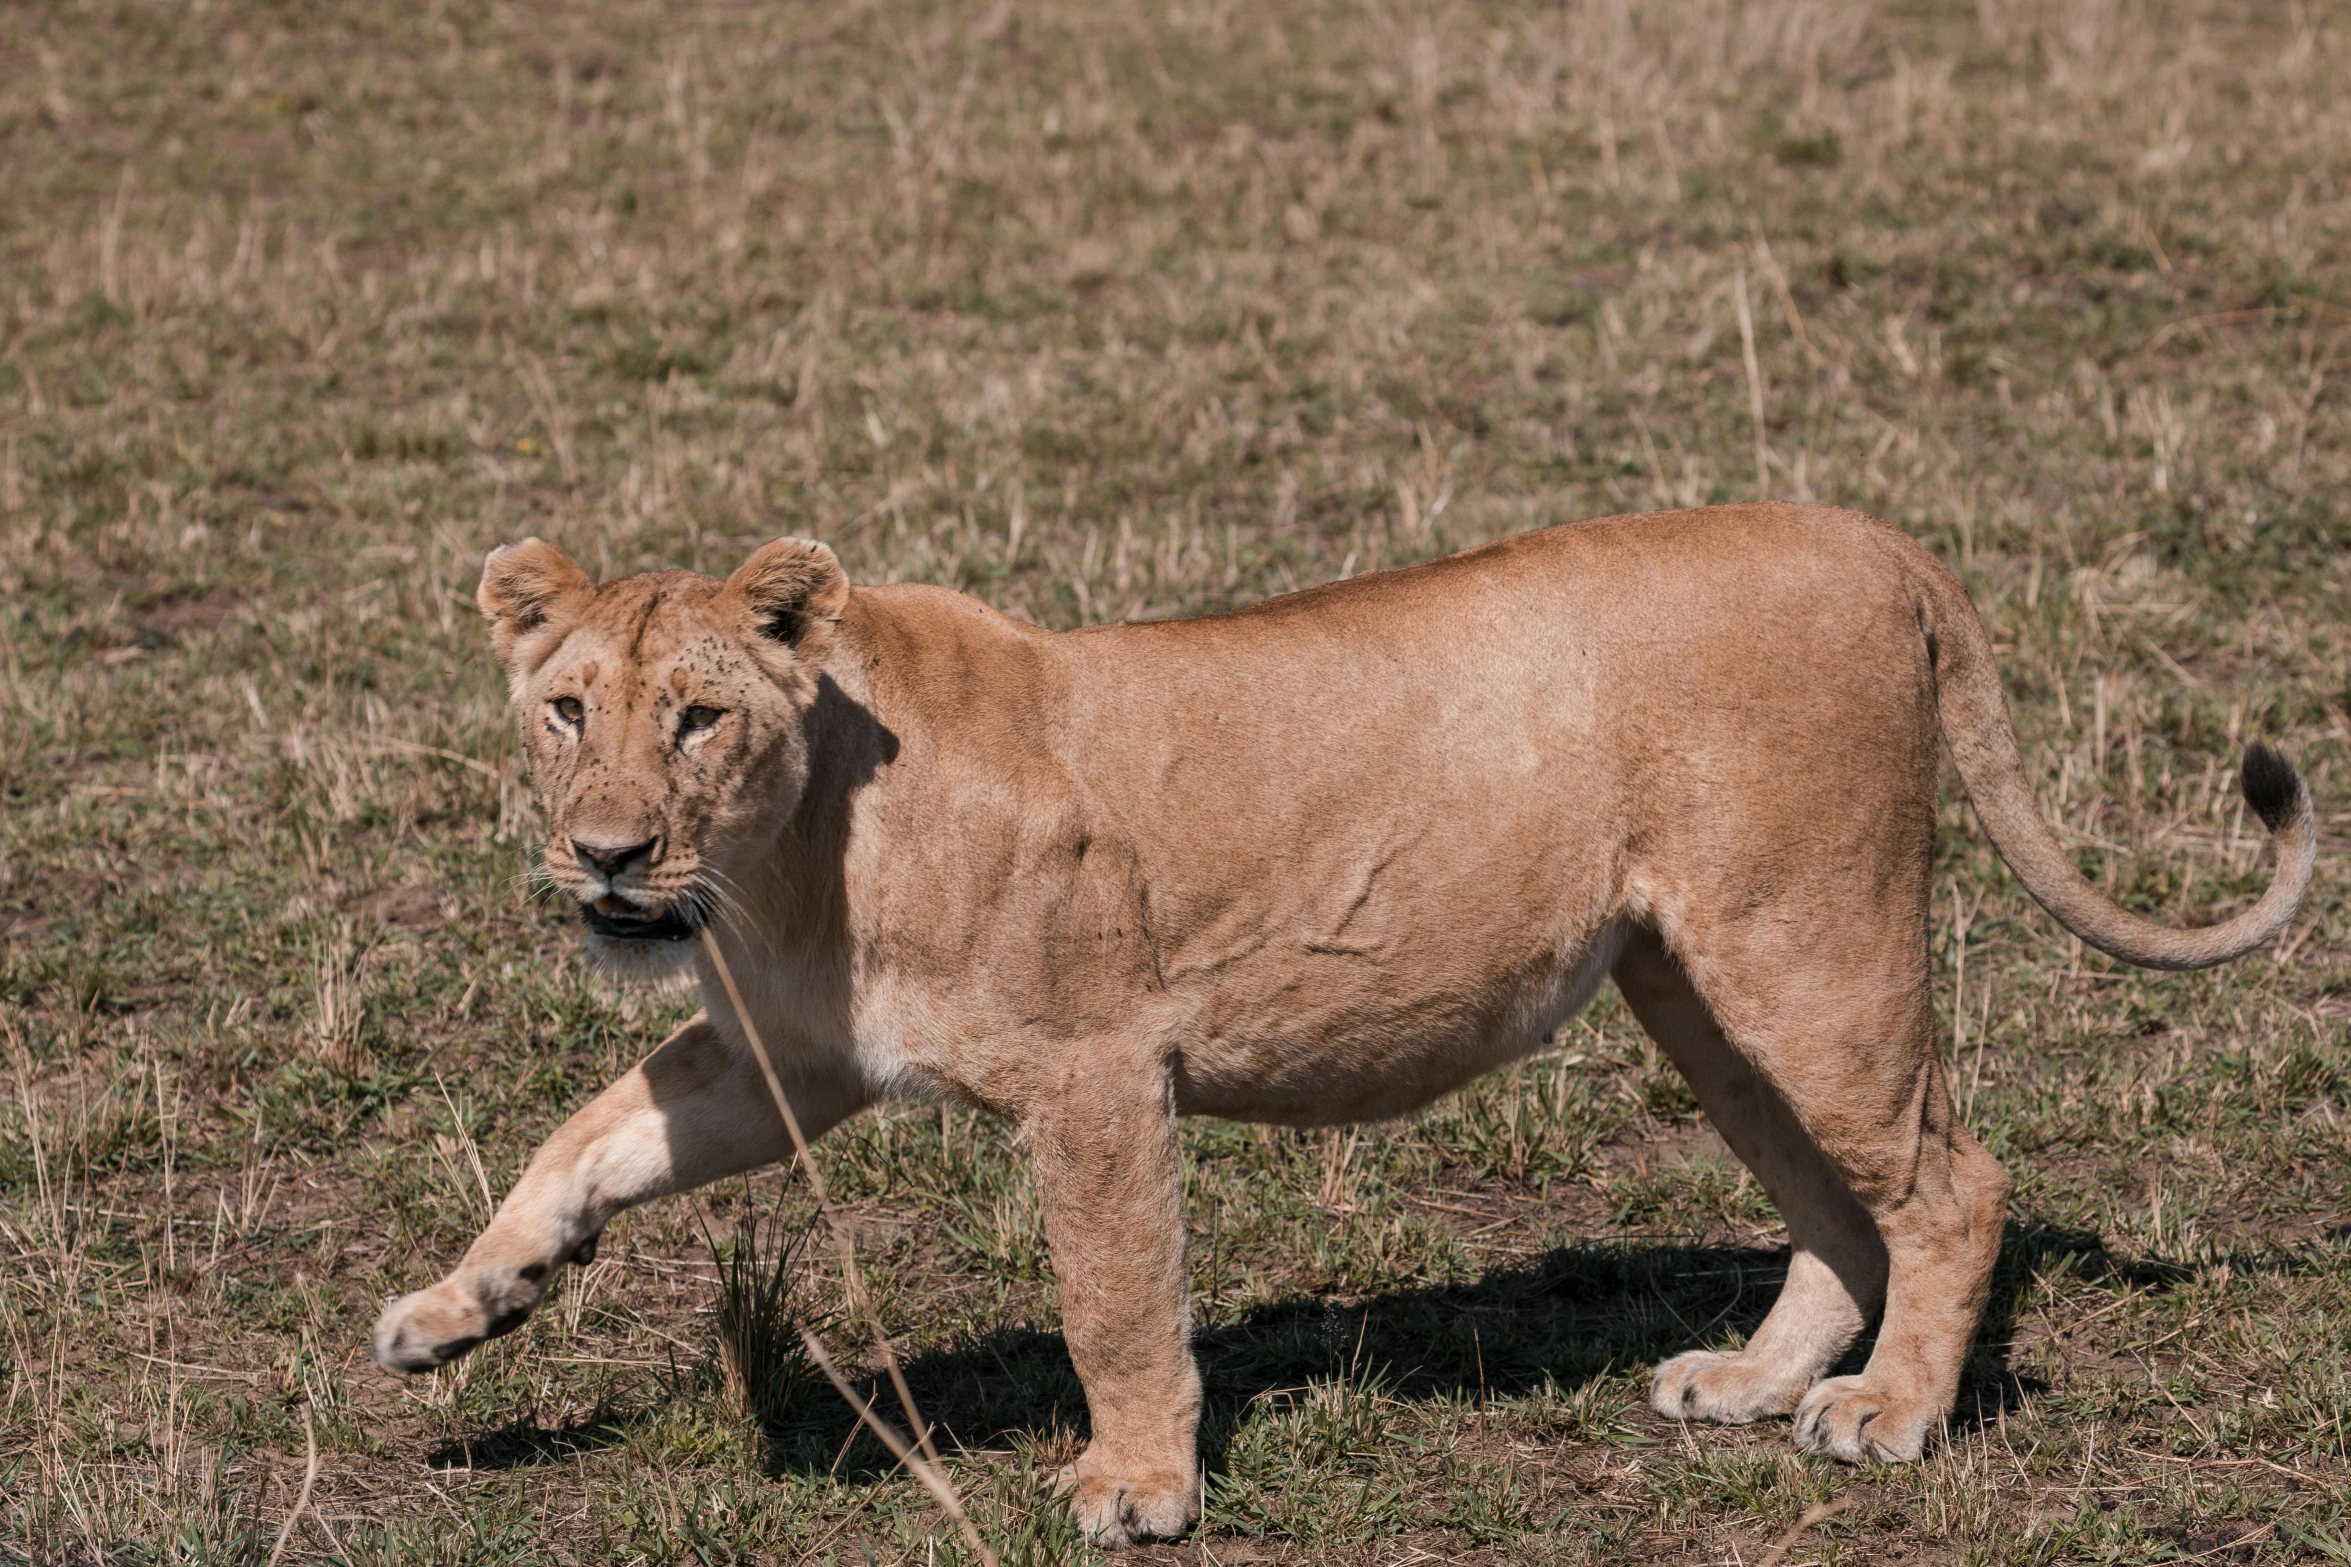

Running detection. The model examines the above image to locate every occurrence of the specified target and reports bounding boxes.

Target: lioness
[373,504,2312,1546]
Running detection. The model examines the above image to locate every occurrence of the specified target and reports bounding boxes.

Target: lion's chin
[583,930,700,992]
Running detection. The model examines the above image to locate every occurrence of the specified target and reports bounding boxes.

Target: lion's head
[477,536,849,983]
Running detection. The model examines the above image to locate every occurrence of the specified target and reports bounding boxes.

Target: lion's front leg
[1028,1073,1201,1548]
[372,1013,860,1374]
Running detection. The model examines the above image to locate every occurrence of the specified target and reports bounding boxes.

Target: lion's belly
[1168,918,1625,1125]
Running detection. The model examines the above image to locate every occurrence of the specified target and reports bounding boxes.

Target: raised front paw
[1791,1373,1938,1463]
[1650,1347,1811,1424]
[1054,1457,1198,1549]
[371,1267,544,1374]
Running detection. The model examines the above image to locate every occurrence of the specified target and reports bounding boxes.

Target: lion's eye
[553,696,585,726]
[679,705,723,734]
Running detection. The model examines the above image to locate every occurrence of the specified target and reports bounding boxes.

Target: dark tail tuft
[2241,741,2303,832]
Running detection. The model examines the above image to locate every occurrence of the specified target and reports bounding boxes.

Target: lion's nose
[571,836,659,877]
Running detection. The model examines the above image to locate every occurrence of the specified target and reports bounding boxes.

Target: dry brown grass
[2,0,2349,1561]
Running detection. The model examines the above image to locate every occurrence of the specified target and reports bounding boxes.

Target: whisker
[692,870,758,944]
[699,862,762,912]
[510,871,566,909]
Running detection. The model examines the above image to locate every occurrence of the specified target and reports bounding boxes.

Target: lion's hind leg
[1786,1071,2008,1464]
[1613,928,1889,1426]
[1624,908,2010,1462]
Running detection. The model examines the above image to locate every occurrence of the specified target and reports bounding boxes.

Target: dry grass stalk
[262,1402,319,1567]
[699,926,999,1566]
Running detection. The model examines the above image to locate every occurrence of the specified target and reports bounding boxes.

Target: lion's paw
[371,1269,541,1374]
[1053,1460,1197,1549]
[1650,1348,1811,1425]
[1792,1374,1936,1463]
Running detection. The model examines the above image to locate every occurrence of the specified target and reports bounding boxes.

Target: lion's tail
[1918,561,2315,972]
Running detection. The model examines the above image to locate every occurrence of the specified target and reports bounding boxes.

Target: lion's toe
[1792,1374,1934,1464]
[1056,1461,1197,1549]
[1651,1347,1811,1425]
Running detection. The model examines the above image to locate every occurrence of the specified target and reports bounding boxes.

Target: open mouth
[580,896,701,943]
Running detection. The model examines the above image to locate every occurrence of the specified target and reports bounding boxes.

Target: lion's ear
[723,537,849,663]
[477,539,593,671]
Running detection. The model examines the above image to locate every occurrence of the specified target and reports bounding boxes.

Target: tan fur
[373,505,2314,1547]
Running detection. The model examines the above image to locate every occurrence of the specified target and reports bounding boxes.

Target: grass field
[4,0,2350,1560]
